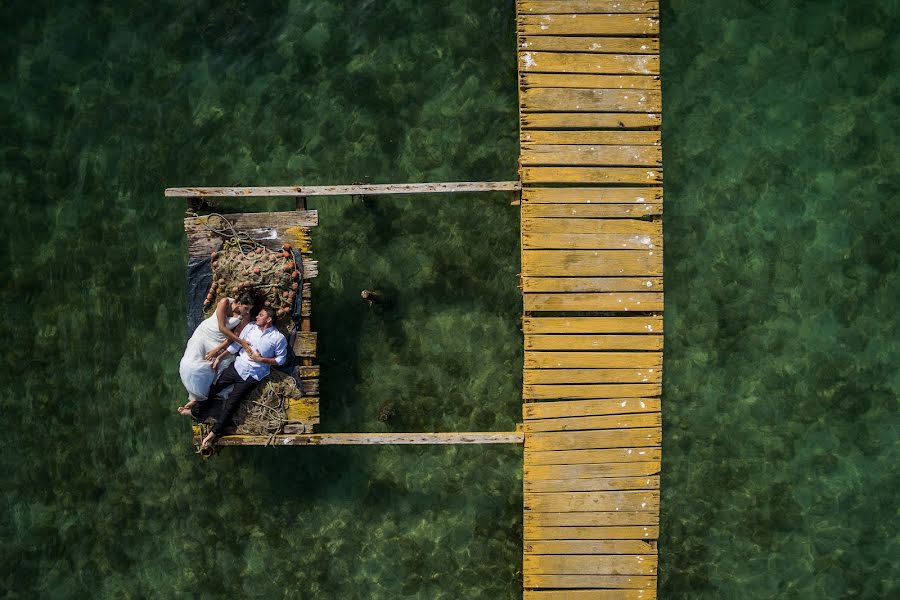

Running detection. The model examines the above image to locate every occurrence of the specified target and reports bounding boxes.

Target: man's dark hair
[259,305,277,322]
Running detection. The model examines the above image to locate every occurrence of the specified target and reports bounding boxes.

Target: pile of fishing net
[232,371,301,437]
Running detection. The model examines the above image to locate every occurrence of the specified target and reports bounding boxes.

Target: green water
[1,0,897,598]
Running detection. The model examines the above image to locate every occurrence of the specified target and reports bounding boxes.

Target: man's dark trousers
[192,364,261,436]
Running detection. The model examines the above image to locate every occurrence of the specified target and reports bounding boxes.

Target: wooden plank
[525,428,661,451]
[522,88,661,113]
[524,413,660,432]
[522,277,662,293]
[522,112,661,129]
[523,203,662,218]
[292,331,317,357]
[301,258,318,279]
[522,73,659,89]
[300,378,319,396]
[525,447,661,466]
[520,53,659,75]
[297,365,320,378]
[523,554,657,576]
[525,352,661,369]
[284,397,319,422]
[525,511,659,527]
[524,575,656,589]
[524,398,661,419]
[525,476,659,493]
[525,589,655,600]
[525,369,661,385]
[525,293,663,312]
[525,540,657,556]
[522,250,661,277]
[520,145,661,167]
[167,181,521,197]
[525,383,661,400]
[215,432,525,446]
[520,1,658,15]
[521,167,662,185]
[523,219,659,235]
[524,316,663,334]
[523,187,662,204]
[527,463,660,481]
[526,334,662,351]
[525,490,659,513]
[522,130,660,145]
[519,14,659,36]
[522,233,661,249]
[184,211,316,259]
[519,36,659,54]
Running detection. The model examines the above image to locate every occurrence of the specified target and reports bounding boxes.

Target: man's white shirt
[227,323,288,381]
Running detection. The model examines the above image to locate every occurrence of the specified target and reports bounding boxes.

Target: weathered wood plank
[525,447,661,466]
[520,1,659,15]
[526,334,662,351]
[523,233,661,250]
[520,52,659,75]
[284,397,319,422]
[519,14,659,36]
[525,293,664,312]
[522,112,661,129]
[523,218,660,235]
[524,588,655,600]
[522,203,662,218]
[524,413,660,433]
[525,369,661,385]
[525,351,662,369]
[522,130,660,145]
[523,187,662,204]
[523,554,657,576]
[524,398,661,420]
[525,476,660,493]
[524,540,657,556]
[521,167,662,185]
[522,277,662,293]
[522,250,662,277]
[525,511,659,527]
[525,490,659,513]
[291,331,317,357]
[522,88,661,113]
[167,181,521,197]
[297,365,320,378]
[521,145,661,167]
[524,574,656,589]
[301,258,318,279]
[519,35,659,54]
[184,211,316,259]
[522,73,659,89]
[524,316,663,334]
[215,432,525,446]
[525,428,661,451]
[525,383,661,400]
[527,462,660,481]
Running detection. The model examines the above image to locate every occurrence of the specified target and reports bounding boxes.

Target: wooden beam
[166,181,521,198]
[213,432,525,446]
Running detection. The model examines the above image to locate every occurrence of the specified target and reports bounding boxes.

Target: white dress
[179,307,242,402]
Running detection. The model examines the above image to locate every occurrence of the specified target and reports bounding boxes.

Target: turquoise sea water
[1,0,897,598]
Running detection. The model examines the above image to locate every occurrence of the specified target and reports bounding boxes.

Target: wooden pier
[516,1,663,598]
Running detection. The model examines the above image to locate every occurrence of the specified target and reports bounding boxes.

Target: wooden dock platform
[516,1,663,597]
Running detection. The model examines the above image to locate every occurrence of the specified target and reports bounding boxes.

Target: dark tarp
[186,257,212,339]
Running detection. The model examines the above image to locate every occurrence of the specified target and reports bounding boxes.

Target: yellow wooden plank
[523,233,661,249]
[520,145,661,167]
[525,447,661,465]
[520,52,660,75]
[525,368,661,385]
[525,428,661,451]
[523,187,662,204]
[522,203,662,218]
[523,554,657,576]
[524,574,656,589]
[521,88,661,113]
[523,316,663,334]
[522,112,661,129]
[525,589,655,600]
[524,413,660,433]
[522,73,659,89]
[525,511,659,527]
[526,475,659,493]
[525,540,657,555]
[523,218,660,235]
[524,351,661,369]
[520,1,659,15]
[525,335,662,351]
[519,36,659,54]
[522,277,662,294]
[292,331,317,357]
[527,462,660,481]
[522,250,662,277]
[524,293,664,312]
[284,397,319,422]
[525,489,659,512]
[519,14,659,36]
[522,130,660,145]
[524,398,661,419]
[521,167,662,185]
[525,383,661,400]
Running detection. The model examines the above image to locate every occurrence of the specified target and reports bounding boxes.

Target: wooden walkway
[516,1,662,598]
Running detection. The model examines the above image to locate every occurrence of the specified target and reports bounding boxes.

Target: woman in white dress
[177,294,254,414]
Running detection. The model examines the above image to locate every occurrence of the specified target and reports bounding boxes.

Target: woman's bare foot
[177,399,198,415]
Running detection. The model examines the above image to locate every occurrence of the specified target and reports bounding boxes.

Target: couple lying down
[178,294,287,452]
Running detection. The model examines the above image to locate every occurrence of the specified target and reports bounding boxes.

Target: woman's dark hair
[237,292,257,307]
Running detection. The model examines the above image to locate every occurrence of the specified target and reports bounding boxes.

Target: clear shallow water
[1,0,897,598]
